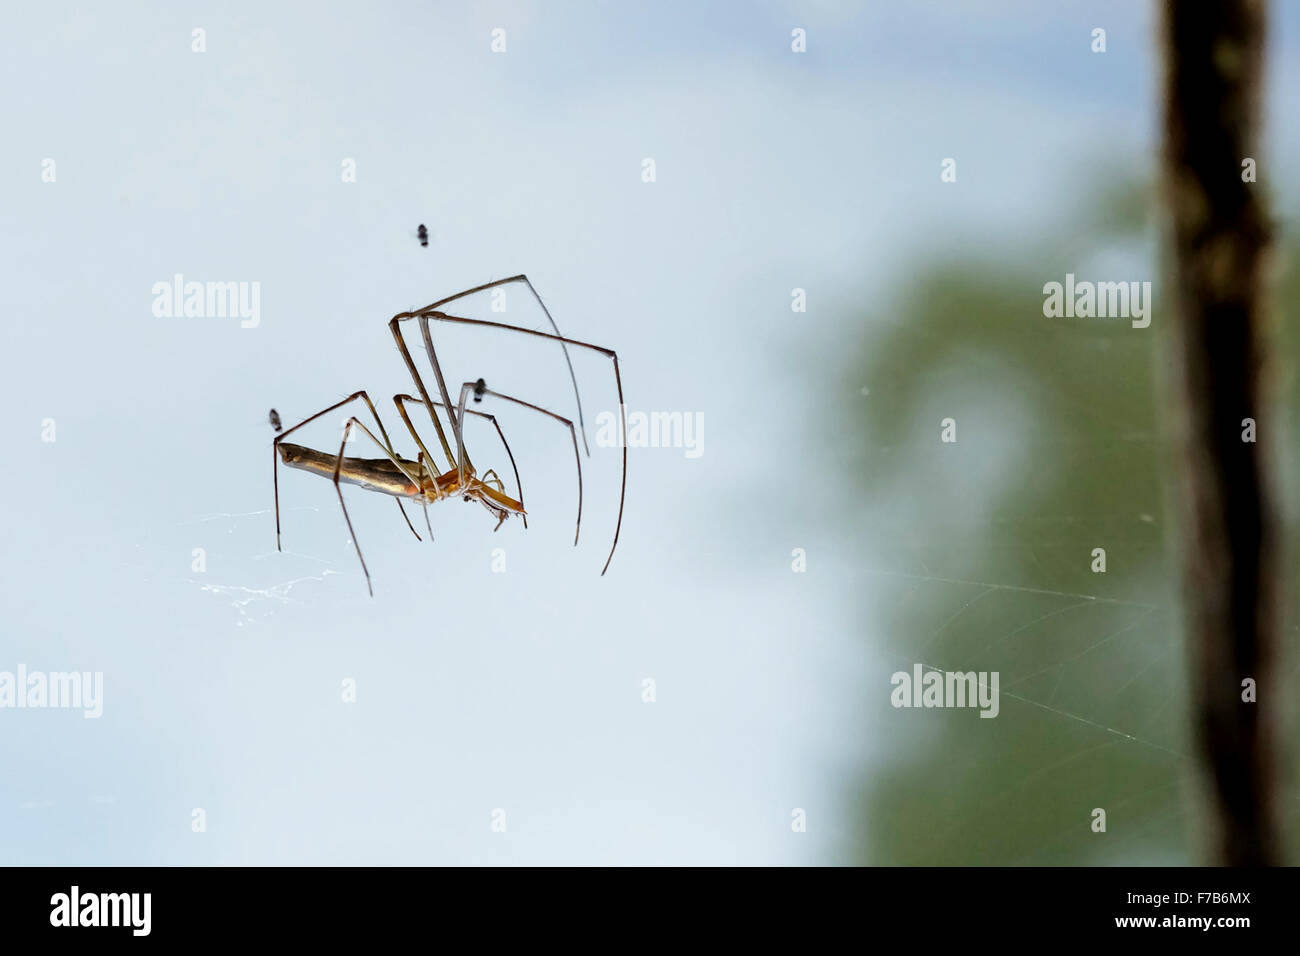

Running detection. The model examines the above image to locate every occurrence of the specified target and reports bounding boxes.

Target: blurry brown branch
[1161,0,1280,864]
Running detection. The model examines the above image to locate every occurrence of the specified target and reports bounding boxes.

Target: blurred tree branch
[1161,0,1281,864]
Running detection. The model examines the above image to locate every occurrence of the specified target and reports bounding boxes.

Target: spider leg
[388,315,465,475]
[273,390,422,550]
[417,274,591,456]
[393,314,623,574]
[416,452,434,543]
[456,381,583,549]
[332,416,428,597]
[394,394,528,529]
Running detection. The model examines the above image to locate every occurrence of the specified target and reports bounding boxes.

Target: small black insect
[416,224,428,248]
[268,408,282,433]
[473,378,487,403]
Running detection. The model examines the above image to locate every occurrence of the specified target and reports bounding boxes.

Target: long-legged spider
[272,275,626,595]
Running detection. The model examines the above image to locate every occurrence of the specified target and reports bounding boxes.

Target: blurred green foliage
[832,183,1298,864]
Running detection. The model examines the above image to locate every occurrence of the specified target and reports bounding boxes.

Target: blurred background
[0,1,1296,864]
